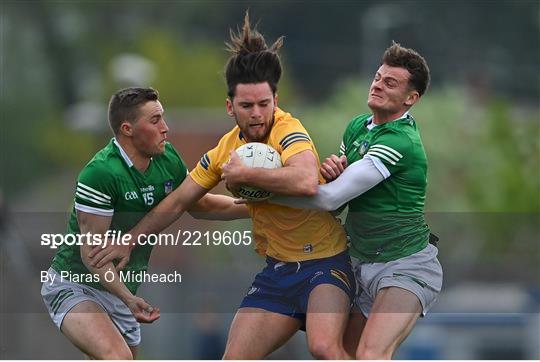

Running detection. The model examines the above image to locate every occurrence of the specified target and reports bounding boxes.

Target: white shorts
[353,243,443,317]
[40,268,141,346]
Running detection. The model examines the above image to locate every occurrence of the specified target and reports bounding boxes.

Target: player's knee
[356,342,393,360]
[357,350,392,360]
[308,340,343,359]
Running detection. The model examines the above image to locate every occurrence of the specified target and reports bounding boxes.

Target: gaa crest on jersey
[164,179,174,194]
[359,140,370,157]
[303,243,313,253]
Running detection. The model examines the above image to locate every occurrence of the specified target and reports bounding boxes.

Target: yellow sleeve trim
[280,140,314,165]
[189,164,218,190]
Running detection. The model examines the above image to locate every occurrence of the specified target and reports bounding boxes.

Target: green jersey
[51,138,187,294]
[340,113,430,262]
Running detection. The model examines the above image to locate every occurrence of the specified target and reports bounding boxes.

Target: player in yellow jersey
[194,107,347,262]
[89,13,354,359]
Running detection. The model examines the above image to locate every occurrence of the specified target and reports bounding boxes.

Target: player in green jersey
[41,87,248,359]
[270,42,443,359]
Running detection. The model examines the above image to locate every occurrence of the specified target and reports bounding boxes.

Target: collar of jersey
[113,138,134,168]
[366,111,411,129]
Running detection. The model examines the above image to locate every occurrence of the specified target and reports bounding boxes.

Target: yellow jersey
[190,108,347,262]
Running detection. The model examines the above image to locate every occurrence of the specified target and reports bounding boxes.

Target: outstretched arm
[269,156,385,211]
[188,193,249,220]
[89,176,209,267]
[129,175,209,236]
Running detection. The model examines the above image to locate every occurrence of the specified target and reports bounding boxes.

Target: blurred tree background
[2,0,537,206]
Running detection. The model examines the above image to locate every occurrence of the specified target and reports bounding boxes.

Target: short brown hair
[224,12,284,98]
[382,41,430,96]
[108,87,159,135]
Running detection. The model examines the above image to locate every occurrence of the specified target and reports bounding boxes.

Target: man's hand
[320,154,348,182]
[124,295,160,323]
[222,151,248,192]
[88,243,132,270]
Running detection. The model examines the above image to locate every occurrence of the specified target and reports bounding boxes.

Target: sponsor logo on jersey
[140,185,155,193]
[164,179,173,194]
[124,191,138,200]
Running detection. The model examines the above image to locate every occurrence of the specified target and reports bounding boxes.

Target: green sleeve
[74,162,117,214]
[366,128,412,175]
[340,124,351,156]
